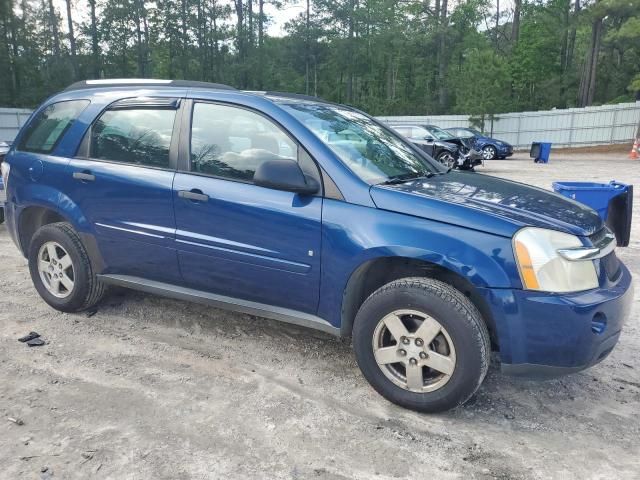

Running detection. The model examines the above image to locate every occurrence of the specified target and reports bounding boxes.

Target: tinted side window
[18,100,89,154]
[90,108,176,168]
[190,103,297,182]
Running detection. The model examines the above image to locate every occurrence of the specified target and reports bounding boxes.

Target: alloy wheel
[437,152,456,169]
[482,146,496,160]
[372,309,457,393]
[38,241,75,298]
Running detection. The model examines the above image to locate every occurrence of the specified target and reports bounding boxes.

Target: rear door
[65,97,182,282]
[173,100,323,314]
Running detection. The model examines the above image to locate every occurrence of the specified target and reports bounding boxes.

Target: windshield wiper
[379,172,434,185]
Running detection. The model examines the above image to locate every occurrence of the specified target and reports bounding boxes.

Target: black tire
[482,145,496,160]
[28,222,106,312]
[353,277,490,413]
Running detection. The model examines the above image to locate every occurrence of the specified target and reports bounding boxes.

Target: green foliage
[0,0,638,113]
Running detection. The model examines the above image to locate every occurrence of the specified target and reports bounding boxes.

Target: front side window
[280,102,442,184]
[18,100,90,154]
[410,127,433,140]
[90,108,176,168]
[190,103,297,182]
[425,126,454,140]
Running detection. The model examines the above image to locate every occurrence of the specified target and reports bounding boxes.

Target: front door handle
[73,171,95,182]
[178,189,209,202]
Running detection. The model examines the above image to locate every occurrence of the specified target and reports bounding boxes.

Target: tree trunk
[88,0,100,78]
[65,0,78,79]
[578,16,602,107]
[566,0,581,70]
[559,0,570,107]
[47,0,60,57]
[346,0,355,103]
[134,0,144,76]
[305,0,310,94]
[257,0,264,88]
[437,0,448,111]
[180,0,188,78]
[234,0,247,87]
[511,0,521,44]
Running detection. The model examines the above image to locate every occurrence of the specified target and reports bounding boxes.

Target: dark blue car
[1,80,632,413]
[445,127,514,160]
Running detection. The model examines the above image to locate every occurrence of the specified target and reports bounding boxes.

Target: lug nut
[409,358,418,365]
[401,336,410,345]
[398,349,407,356]
[419,352,428,359]
[415,338,424,347]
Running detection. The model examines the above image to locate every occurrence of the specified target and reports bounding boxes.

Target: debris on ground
[27,338,45,347]
[18,332,40,343]
[7,417,24,426]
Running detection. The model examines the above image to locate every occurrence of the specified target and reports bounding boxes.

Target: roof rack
[247,90,333,105]
[64,79,236,91]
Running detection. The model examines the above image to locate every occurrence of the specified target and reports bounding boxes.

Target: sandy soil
[1,152,639,480]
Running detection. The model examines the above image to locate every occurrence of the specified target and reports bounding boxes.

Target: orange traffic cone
[630,139,640,160]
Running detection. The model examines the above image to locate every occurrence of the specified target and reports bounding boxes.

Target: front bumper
[478,262,633,378]
[497,145,513,157]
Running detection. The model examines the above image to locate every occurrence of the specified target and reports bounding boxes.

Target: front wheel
[436,151,457,169]
[353,278,490,413]
[28,222,106,312]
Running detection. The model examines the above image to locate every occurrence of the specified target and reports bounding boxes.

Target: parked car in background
[445,127,513,160]
[0,141,12,162]
[2,79,633,413]
[390,125,481,170]
[418,125,483,162]
[0,141,10,223]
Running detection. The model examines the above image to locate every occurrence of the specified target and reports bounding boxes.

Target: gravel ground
[1,151,639,480]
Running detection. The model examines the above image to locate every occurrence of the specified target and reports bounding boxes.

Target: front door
[65,99,181,282]
[173,101,322,314]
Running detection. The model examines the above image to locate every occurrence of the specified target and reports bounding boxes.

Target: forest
[0,0,639,116]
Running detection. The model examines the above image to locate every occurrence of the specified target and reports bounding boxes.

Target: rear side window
[90,108,176,168]
[18,100,89,154]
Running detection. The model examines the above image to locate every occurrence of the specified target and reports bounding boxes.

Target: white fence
[379,102,640,149]
[2,102,640,149]
[0,108,32,141]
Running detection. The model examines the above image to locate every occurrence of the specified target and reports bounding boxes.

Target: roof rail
[64,79,236,91]
[249,91,333,104]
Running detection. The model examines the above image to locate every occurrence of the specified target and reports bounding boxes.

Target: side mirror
[254,159,319,195]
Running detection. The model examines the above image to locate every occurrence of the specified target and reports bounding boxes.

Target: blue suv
[1,80,633,412]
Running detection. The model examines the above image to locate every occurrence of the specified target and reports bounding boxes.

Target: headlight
[513,227,598,293]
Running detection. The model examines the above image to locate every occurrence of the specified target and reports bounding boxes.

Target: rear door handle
[73,171,95,182]
[178,190,209,202]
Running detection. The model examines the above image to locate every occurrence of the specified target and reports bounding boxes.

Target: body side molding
[98,274,340,336]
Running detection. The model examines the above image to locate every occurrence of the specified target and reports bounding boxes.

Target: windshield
[279,102,443,184]
[423,126,453,140]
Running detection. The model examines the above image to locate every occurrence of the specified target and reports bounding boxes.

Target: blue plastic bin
[531,142,552,163]
[552,181,629,220]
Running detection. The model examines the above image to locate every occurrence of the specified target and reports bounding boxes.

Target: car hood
[370,171,603,238]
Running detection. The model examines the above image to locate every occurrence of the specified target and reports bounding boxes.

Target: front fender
[317,200,520,328]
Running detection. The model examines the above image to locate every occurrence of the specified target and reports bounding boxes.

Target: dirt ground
[1,151,639,480]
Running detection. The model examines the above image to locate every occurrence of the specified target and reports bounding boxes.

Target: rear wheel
[353,278,490,412]
[28,222,105,312]
[482,145,496,160]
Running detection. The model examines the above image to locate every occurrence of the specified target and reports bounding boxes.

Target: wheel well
[340,257,498,348]
[18,207,67,256]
